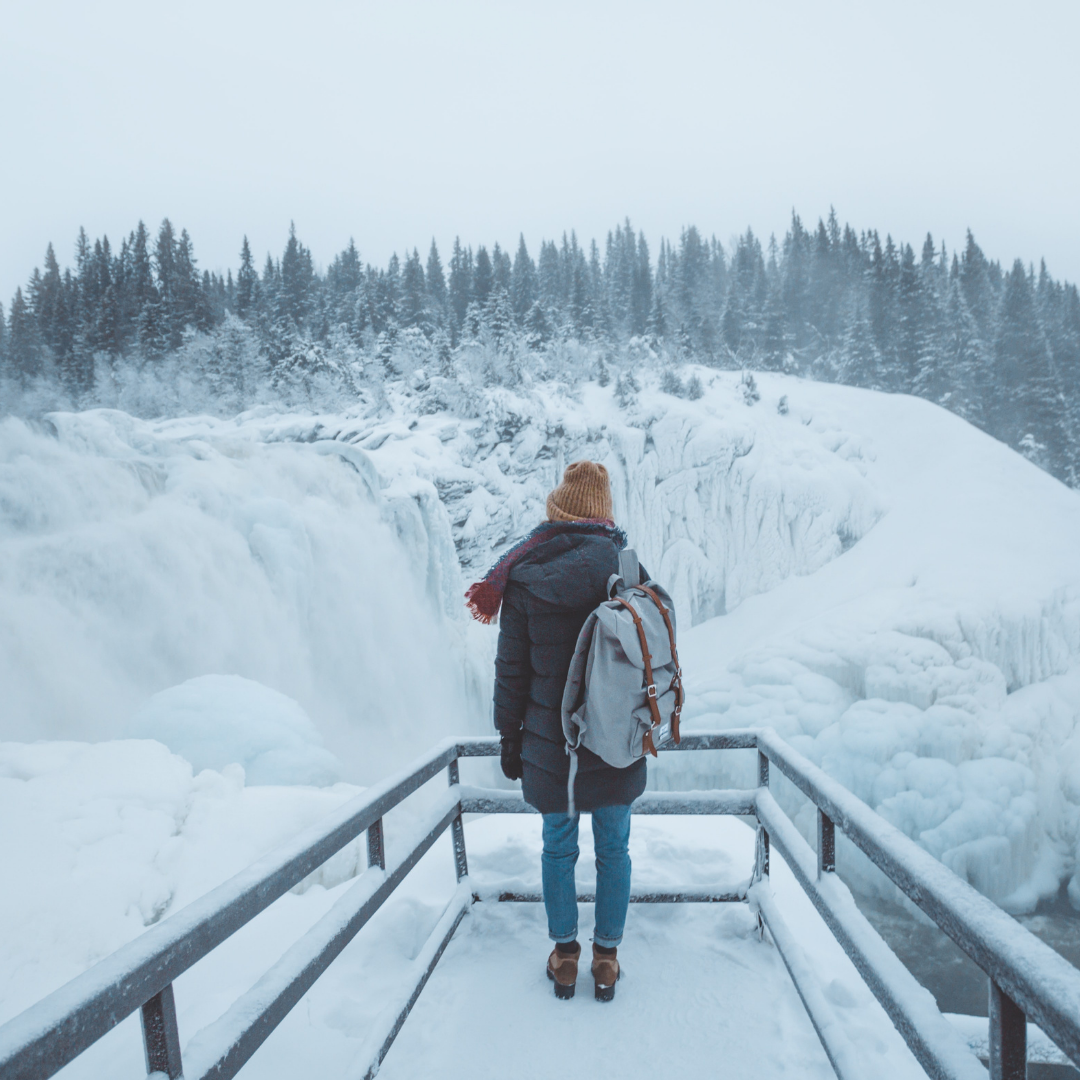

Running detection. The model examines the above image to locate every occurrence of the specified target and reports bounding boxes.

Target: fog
[1,0,1078,300]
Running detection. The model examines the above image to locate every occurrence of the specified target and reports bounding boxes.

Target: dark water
[855,887,1080,1078]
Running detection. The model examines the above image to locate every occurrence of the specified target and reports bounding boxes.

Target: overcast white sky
[2,0,1077,305]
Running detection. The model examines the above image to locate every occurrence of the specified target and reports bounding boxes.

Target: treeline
[2,212,1079,484]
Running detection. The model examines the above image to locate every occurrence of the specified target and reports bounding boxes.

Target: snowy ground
[4,369,1080,1072]
[0,740,927,1078]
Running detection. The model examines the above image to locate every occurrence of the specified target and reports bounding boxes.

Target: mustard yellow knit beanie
[546,461,614,522]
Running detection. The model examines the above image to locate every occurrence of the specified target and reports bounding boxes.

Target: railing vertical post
[755,749,770,880]
[367,817,385,871]
[140,983,183,1079]
[989,979,1027,1080]
[448,756,469,881]
[817,809,835,878]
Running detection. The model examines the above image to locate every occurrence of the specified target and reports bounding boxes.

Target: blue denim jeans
[542,804,632,948]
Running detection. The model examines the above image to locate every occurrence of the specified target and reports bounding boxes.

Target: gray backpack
[560,549,684,814]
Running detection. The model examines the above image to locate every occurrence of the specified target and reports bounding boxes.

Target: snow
[5,368,1080,1071]
[945,1012,1074,1066]
[0,738,930,1078]
[127,675,342,786]
[659,376,1080,912]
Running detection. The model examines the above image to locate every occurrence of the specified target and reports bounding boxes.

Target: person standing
[466,461,646,1001]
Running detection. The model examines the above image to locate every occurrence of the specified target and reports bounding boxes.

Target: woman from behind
[466,460,646,1001]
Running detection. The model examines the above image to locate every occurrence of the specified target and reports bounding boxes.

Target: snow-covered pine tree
[959,231,997,343]
[236,237,257,317]
[279,223,315,330]
[8,289,43,383]
[991,260,1065,469]
[511,235,538,324]
[492,243,512,295]
[525,300,549,347]
[740,370,760,405]
[808,213,842,349]
[538,240,561,315]
[660,366,684,396]
[473,246,493,308]
[837,296,885,390]
[153,220,182,350]
[646,287,666,343]
[426,240,447,328]
[175,229,210,334]
[614,372,636,407]
[34,244,66,360]
[486,288,514,355]
[596,355,610,386]
[758,237,786,371]
[926,278,985,423]
[631,230,652,337]
[448,239,473,340]
[398,249,426,330]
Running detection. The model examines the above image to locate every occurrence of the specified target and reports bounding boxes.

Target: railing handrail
[2,727,1079,1080]
[0,739,458,1080]
[754,727,1080,1066]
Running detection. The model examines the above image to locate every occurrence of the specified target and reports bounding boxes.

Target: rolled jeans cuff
[592,930,623,948]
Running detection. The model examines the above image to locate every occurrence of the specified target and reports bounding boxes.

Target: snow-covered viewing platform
[2,732,1079,1080]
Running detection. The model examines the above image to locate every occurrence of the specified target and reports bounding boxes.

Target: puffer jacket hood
[508,533,618,608]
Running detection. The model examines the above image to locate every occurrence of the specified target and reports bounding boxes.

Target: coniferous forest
[2,211,1078,486]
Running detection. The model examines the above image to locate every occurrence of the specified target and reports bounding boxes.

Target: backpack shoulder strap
[612,595,663,757]
[634,585,684,744]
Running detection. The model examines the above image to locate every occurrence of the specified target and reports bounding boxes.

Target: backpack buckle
[647,683,657,699]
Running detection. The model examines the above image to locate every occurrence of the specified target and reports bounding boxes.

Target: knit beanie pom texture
[546,460,613,522]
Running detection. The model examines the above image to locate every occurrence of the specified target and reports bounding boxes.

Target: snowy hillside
[4,367,1080,1044]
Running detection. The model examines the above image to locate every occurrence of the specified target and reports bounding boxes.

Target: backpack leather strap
[634,585,684,744]
[612,596,663,757]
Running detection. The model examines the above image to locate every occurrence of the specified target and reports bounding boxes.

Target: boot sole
[594,982,615,1002]
[547,967,576,999]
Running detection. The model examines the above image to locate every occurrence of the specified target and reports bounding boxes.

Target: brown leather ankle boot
[591,944,620,1002]
[546,942,580,999]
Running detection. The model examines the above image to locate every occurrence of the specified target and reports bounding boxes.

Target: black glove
[500,734,523,781]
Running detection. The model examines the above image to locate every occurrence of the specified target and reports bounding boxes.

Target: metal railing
[1,729,1078,1080]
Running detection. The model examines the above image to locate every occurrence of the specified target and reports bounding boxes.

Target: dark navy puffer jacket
[493,530,647,814]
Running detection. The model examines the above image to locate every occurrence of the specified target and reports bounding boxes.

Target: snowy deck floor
[377,897,835,1078]
[369,813,926,1080]
[1,802,934,1079]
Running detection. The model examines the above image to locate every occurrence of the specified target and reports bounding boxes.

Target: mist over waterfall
[0,409,486,779]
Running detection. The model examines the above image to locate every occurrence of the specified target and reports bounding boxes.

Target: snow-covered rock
[0,739,368,1025]
[126,674,342,786]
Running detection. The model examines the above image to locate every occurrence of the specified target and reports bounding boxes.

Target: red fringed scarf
[465,519,627,623]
